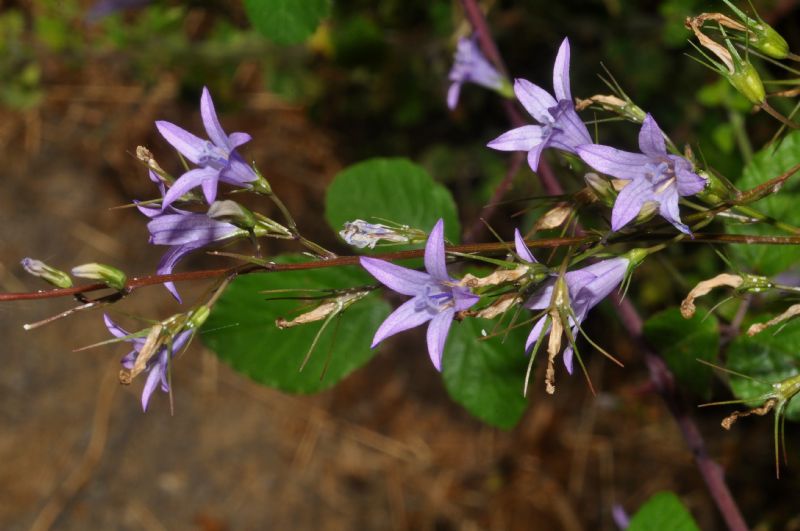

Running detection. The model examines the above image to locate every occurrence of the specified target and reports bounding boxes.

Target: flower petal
[447,82,462,110]
[155,121,206,165]
[637,114,666,157]
[487,125,546,152]
[577,144,649,180]
[611,177,654,231]
[371,297,434,347]
[514,228,537,263]
[526,141,547,172]
[148,213,239,246]
[525,315,551,352]
[426,308,455,371]
[563,345,575,374]
[228,132,252,149]
[141,362,162,411]
[200,87,230,151]
[524,279,555,310]
[360,257,430,296]
[551,105,591,149]
[675,164,707,197]
[220,153,258,185]
[658,187,691,234]
[452,286,480,312]
[156,241,208,302]
[552,37,572,102]
[161,167,219,210]
[424,219,449,281]
[104,313,129,339]
[514,78,557,123]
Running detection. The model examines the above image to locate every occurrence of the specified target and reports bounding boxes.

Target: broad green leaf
[201,255,389,393]
[727,130,800,275]
[325,157,460,248]
[726,319,800,421]
[643,308,718,398]
[442,318,529,429]
[628,491,700,531]
[243,0,329,45]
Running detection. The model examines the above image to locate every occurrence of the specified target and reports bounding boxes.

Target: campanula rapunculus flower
[447,37,509,110]
[487,38,592,172]
[104,314,192,411]
[523,253,629,374]
[360,219,479,371]
[577,114,707,234]
[156,87,259,209]
[139,203,246,302]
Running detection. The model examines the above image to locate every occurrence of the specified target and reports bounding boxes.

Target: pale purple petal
[426,308,455,371]
[452,287,480,312]
[141,363,162,411]
[550,105,592,149]
[360,257,431,296]
[148,213,239,246]
[155,121,206,165]
[161,167,219,210]
[200,87,229,151]
[156,241,208,302]
[514,78,557,123]
[527,141,547,172]
[371,297,434,347]
[675,165,707,196]
[524,279,555,310]
[487,125,546,152]
[563,345,575,374]
[201,177,218,204]
[514,229,536,263]
[637,114,666,157]
[525,315,551,351]
[228,132,252,149]
[658,187,691,234]
[611,177,655,231]
[220,154,258,185]
[424,219,449,281]
[552,38,572,102]
[577,145,650,180]
[447,82,462,110]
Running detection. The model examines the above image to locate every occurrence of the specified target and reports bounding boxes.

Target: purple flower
[577,114,707,234]
[524,256,629,373]
[448,37,508,110]
[104,314,192,411]
[139,204,245,302]
[360,219,479,371]
[156,87,258,209]
[487,38,591,171]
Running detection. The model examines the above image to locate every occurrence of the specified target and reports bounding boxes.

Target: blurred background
[2,0,800,529]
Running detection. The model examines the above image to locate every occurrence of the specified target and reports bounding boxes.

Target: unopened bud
[584,173,617,207]
[729,61,765,105]
[750,23,789,59]
[71,263,127,290]
[21,258,73,288]
[696,170,737,205]
[188,306,210,329]
[208,200,257,230]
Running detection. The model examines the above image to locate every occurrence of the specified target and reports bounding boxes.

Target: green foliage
[728,130,800,275]
[325,157,461,247]
[643,308,718,399]
[202,256,390,394]
[244,0,330,45]
[442,318,529,429]
[727,319,800,421]
[628,491,700,531]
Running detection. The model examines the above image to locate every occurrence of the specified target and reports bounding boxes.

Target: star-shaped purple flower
[487,37,592,171]
[139,203,245,302]
[577,114,707,234]
[448,36,507,110]
[523,254,629,374]
[104,314,192,411]
[360,219,479,371]
[156,87,258,209]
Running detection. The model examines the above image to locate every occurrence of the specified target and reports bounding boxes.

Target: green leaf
[201,255,390,393]
[442,318,529,429]
[325,157,460,248]
[243,0,329,45]
[628,491,700,531]
[726,319,800,421]
[643,308,719,399]
[727,130,800,275]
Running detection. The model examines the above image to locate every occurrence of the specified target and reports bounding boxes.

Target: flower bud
[188,306,210,329]
[207,200,257,230]
[21,258,73,288]
[71,263,127,290]
[696,170,737,205]
[729,61,765,105]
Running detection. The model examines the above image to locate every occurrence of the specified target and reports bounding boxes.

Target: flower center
[416,283,453,312]
[644,161,676,194]
[197,141,230,169]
